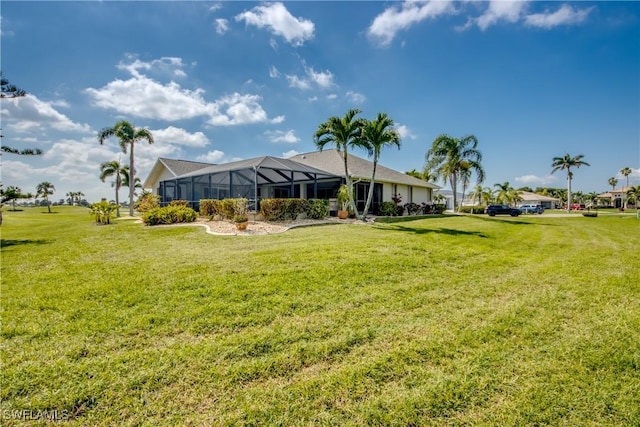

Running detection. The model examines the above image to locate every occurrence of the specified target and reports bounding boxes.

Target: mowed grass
[1,207,639,426]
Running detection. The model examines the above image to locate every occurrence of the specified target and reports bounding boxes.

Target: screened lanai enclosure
[158,156,342,211]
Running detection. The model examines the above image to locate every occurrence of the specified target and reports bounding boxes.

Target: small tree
[36,182,55,213]
[1,186,33,211]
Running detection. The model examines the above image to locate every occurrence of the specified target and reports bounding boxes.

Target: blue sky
[1,1,638,203]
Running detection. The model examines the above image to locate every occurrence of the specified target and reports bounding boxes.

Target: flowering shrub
[135,194,160,213]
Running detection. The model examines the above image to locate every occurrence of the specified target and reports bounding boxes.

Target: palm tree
[493,182,512,205]
[551,154,590,211]
[458,163,472,212]
[65,191,84,205]
[36,181,55,213]
[360,113,401,220]
[426,134,485,212]
[470,184,484,206]
[608,176,619,208]
[121,166,142,196]
[100,160,128,217]
[585,191,599,209]
[626,185,640,210]
[98,121,154,216]
[620,167,632,208]
[314,109,367,218]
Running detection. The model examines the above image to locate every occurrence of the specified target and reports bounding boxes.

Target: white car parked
[518,204,544,214]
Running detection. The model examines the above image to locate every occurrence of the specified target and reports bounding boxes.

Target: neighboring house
[460,190,560,209]
[517,191,560,209]
[597,187,634,209]
[143,149,439,214]
[435,190,462,211]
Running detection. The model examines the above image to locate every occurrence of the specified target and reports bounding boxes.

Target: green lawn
[1,207,639,426]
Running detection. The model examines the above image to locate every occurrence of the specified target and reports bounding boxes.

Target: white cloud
[235,2,314,47]
[286,64,335,90]
[86,57,280,126]
[514,174,558,186]
[469,0,527,31]
[286,74,311,90]
[151,126,210,147]
[308,96,318,102]
[282,149,300,158]
[462,2,593,31]
[396,124,416,140]
[326,94,338,100]
[209,3,222,12]
[196,150,226,163]
[524,4,594,29]
[117,56,187,78]
[86,75,209,121]
[345,91,366,104]
[207,93,282,126]
[215,18,229,35]
[269,65,281,78]
[265,129,300,144]
[368,0,455,46]
[1,94,91,134]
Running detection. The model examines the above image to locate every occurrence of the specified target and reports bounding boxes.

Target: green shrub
[198,198,248,220]
[307,199,329,219]
[135,194,160,213]
[169,200,190,207]
[260,199,308,221]
[89,200,118,225]
[142,205,197,226]
[219,199,237,220]
[404,202,421,215]
[199,199,216,217]
[459,206,486,214]
[379,201,399,216]
[432,204,446,214]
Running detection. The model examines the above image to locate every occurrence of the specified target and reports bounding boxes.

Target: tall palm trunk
[567,174,572,212]
[450,174,457,212]
[362,155,379,220]
[129,145,135,216]
[114,177,121,218]
[341,148,359,219]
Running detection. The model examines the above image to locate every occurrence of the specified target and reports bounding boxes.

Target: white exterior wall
[382,183,431,205]
[150,169,179,195]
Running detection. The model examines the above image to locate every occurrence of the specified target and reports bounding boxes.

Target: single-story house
[143,149,440,214]
[517,191,561,209]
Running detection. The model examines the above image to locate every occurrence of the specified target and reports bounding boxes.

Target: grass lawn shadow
[1,239,53,249]
[375,223,488,238]
[465,215,550,226]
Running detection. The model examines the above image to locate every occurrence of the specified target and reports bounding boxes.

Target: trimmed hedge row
[458,206,487,214]
[260,198,308,221]
[142,205,197,225]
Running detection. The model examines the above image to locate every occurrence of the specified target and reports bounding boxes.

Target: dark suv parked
[485,204,521,217]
